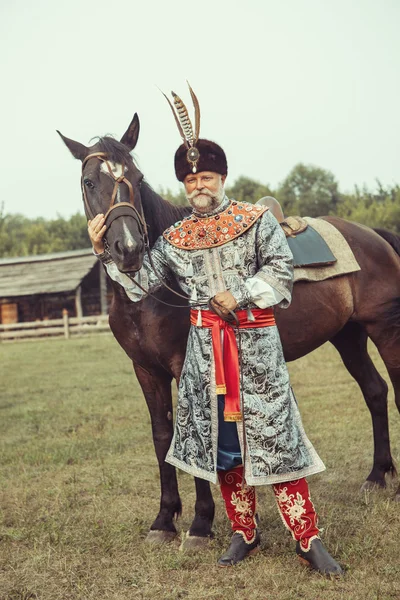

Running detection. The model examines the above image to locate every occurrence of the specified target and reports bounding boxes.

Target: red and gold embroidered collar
[163,201,268,250]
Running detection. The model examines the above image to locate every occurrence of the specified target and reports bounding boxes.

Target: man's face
[183,171,227,214]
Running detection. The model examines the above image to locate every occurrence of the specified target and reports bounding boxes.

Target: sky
[1,0,399,219]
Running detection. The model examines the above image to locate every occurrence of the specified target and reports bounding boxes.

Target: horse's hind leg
[363,321,400,498]
[330,322,394,488]
[134,364,182,543]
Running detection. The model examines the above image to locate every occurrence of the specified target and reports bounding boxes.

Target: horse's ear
[120,113,140,151]
[57,131,89,161]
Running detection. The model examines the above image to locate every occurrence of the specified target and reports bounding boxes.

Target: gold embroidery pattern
[221,467,257,543]
[231,484,255,522]
[163,201,267,250]
[276,488,307,526]
[273,479,319,549]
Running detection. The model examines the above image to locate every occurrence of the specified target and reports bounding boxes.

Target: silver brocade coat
[105,199,325,485]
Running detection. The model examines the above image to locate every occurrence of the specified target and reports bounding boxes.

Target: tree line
[1,163,399,259]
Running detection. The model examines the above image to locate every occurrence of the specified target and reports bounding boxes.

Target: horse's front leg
[180,477,215,550]
[134,364,182,543]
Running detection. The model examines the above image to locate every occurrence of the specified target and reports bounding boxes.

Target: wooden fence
[0,311,110,342]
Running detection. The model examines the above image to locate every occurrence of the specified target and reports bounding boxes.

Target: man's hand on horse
[88,214,106,254]
[212,291,238,315]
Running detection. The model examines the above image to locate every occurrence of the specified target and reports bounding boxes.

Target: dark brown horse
[58,114,400,546]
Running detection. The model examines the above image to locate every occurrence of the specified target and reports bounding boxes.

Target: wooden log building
[0,249,109,324]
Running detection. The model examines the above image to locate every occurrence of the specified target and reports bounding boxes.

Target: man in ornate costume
[88,87,342,575]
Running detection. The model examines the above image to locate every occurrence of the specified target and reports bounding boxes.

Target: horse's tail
[373,229,400,351]
[374,228,400,257]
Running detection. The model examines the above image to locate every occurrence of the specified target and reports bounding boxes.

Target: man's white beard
[186,183,225,214]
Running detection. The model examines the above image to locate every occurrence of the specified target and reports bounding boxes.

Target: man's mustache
[187,188,214,199]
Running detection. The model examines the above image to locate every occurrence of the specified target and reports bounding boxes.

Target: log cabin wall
[0,250,111,323]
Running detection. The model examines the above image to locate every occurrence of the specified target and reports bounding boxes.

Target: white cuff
[244,275,284,308]
[103,262,145,302]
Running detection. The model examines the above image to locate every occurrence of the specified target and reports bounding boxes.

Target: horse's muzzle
[110,239,145,273]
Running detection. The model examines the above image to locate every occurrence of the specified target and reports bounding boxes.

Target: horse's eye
[84,178,95,190]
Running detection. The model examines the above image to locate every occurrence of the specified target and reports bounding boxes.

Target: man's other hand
[88,214,106,254]
[212,291,238,314]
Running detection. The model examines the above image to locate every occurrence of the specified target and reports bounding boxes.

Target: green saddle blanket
[286,225,336,267]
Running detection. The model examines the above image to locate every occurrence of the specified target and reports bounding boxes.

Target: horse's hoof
[145,530,177,544]
[393,491,400,503]
[179,531,213,552]
[360,480,385,493]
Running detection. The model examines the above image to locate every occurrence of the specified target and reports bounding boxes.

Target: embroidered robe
[101,198,325,485]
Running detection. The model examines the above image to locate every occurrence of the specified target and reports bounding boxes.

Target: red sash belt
[190,308,276,422]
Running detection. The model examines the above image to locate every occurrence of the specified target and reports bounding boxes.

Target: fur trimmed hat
[174,138,228,182]
[161,84,228,181]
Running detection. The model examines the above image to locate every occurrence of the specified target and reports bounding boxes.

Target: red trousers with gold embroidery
[218,466,258,543]
[272,478,320,551]
[219,467,320,550]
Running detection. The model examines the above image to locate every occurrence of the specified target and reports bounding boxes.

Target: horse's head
[58,114,146,273]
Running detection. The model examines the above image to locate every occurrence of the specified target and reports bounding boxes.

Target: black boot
[296,538,343,576]
[218,531,261,567]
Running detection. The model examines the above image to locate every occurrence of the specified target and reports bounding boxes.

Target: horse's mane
[141,182,191,246]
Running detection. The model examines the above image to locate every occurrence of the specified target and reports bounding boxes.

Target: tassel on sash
[246,308,255,322]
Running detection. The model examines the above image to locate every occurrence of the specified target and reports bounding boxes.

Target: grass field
[0,334,399,600]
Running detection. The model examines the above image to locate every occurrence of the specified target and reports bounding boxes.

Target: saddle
[280,216,308,238]
[256,197,337,268]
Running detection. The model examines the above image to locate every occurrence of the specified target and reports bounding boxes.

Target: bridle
[81,152,148,239]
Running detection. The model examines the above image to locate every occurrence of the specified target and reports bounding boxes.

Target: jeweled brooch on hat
[161,82,201,173]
